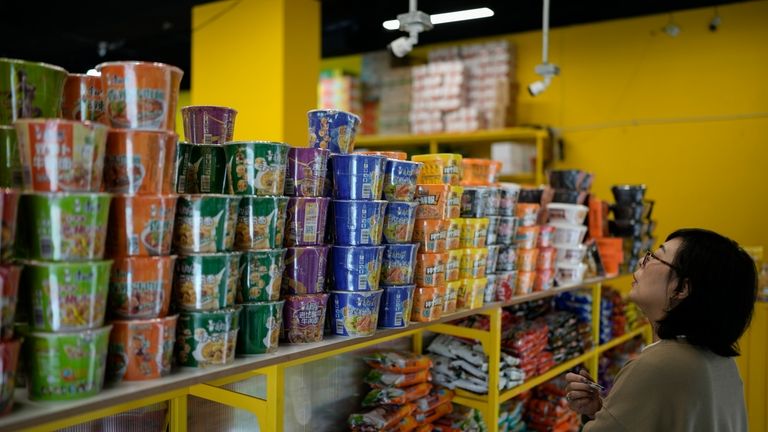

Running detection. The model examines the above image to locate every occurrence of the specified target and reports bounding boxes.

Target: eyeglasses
[640,250,679,272]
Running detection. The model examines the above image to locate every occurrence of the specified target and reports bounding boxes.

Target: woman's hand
[565,369,603,419]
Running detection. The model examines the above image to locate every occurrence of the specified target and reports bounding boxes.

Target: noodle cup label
[415,253,447,287]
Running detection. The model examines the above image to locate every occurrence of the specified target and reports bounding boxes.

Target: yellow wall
[322,1,768,252]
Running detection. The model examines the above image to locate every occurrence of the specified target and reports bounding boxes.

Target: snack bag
[365,351,434,373]
[365,368,432,389]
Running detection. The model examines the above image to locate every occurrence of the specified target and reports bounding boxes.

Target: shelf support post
[265,363,286,432]
[169,394,188,432]
[535,134,545,185]
[485,305,502,432]
[412,331,424,354]
[587,283,602,378]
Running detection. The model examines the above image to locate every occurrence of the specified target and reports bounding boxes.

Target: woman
[566,228,757,431]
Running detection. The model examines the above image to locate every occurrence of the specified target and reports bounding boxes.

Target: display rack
[1,274,650,432]
[356,127,551,185]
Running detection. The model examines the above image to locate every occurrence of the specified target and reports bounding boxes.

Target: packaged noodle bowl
[412,154,462,185]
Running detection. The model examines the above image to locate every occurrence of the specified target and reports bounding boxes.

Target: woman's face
[629,237,683,322]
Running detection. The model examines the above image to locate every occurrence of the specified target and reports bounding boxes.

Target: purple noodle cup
[285,197,330,247]
[282,246,329,295]
[285,147,330,197]
[181,106,237,144]
[282,293,329,344]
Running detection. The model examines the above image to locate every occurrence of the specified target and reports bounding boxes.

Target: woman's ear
[672,279,691,301]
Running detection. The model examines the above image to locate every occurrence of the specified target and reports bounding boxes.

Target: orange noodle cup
[414,252,447,288]
[108,315,178,382]
[96,61,184,132]
[61,74,108,124]
[414,184,450,219]
[109,256,176,320]
[517,248,539,272]
[107,195,178,257]
[412,218,449,253]
[104,129,178,195]
[461,158,501,185]
[411,153,462,185]
[515,225,541,250]
[517,271,535,295]
[515,203,540,227]
[411,286,441,323]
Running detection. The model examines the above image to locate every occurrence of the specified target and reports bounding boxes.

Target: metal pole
[542,0,550,63]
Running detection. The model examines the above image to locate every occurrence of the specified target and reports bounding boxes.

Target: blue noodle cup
[329,289,383,337]
[332,245,385,291]
[378,285,416,329]
[383,201,419,244]
[331,154,386,200]
[307,109,361,154]
[382,159,422,202]
[333,200,387,246]
[381,243,420,286]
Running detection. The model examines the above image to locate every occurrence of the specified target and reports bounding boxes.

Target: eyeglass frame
[640,250,679,272]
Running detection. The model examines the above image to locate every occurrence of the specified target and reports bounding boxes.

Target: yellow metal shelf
[498,173,536,184]
[356,127,547,147]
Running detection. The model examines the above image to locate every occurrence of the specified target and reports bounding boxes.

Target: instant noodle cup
[414,184,450,219]
[173,194,240,254]
[414,252,447,288]
[550,222,588,246]
[109,256,176,320]
[378,285,415,328]
[331,154,386,200]
[332,245,385,291]
[486,216,500,245]
[383,159,421,202]
[238,249,286,302]
[534,269,555,292]
[518,187,544,204]
[496,246,518,272]
[446,218,463,250]
[460,218,489,249]
[486,245,501,275]
[496,216,519,245]
[412,218,448,253]
[468,278,487,309]
[484,274,497,303]
[15,118,108,192]
[445,249,463,282]
[96,61,183,131]
[286,147,330,197]
[175,142,227,194]
[486,187,502,216]
[555,262,587,286]
[495,271,517,303]
[444,280,461,314]
[383,201,418,244]
[515,225,540,249]
[23,325,111,401]
[447,186,464,219]
[554,243,588,265]
[499,183,521,216]
[0,58,68,125]
[537,247,556,270]
[355,150,407,160]
[381,243,419,286]
[460,248,488,279]
[333,200,387,246]
[107,315,177,381]
[546,203,589,225]
[107,195,178,257]
[516,203,540,227]
[235,196,288,250]
[223,141,289,196]
[19,192,111,261]
[329,290,383,337]
[175,306,240,367]
[173,252,241,311]
[0,189,19,262]
[323,157,334,198]
[537,224,555,248]
[0,265,21,339]
[461,159,502,186]
[237,301,283,355]
[411,154,462,185]
[285,197,330,247]
[517,248,539,272]
[181,105,237,144]
[282,293,328,343]
[308,109,361,154]
[411,287,440,323]
[0,126,22,188]
[61,74,107,124]
[461,186,488,218]
[104,129,178,195]
[0,338,21,414]
[282,246,329,295]
[432,285,446,320]
[517,271,535,295]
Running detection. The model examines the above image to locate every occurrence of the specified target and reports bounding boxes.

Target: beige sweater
[584,339,748,432]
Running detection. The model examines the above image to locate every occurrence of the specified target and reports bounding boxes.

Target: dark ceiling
[0,0,746,89]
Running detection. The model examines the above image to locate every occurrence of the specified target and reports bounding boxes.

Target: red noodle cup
[104,129,178,195]
[109,256,176,320]
[107,195,177,257]
[61,74,107,124]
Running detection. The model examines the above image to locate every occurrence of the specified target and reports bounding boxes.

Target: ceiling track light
[383,7,494,30]
[528,0,559,97]
[386,0,433,58]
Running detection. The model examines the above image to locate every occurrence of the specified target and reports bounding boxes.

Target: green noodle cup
[0,126,22,187]
[237,301,283,355]
[18,192,111,261]
[23,325,111,401]
[174,252,241,311]
[173,194,241,254]
[223,141,288,196]
[234,196,288,251]
[175,307,240,368]
[238,249,286,302]
[23,260,112,332]
[0,58,68,125]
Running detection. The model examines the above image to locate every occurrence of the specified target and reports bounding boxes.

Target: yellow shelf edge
[500,351,595,402]
[452,395,490,412]
[356,127,547,147]
[429,323,491,347]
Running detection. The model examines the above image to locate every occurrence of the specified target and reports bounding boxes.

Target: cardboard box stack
[318,69,362,115]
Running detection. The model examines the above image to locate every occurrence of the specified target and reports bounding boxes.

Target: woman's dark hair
[657,228,757,356]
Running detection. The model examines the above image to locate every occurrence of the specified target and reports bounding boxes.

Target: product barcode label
[40,238,53,258]
[129,235,139,254]
[395,312,404,326]
[303,203,319,243]
[358,275,368,291]
[336,319,345,334]
[285,179,295,195]
[363,182,372,199]
[204,133,213,144]
[361,229,370,244]
[201,175,211,193]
